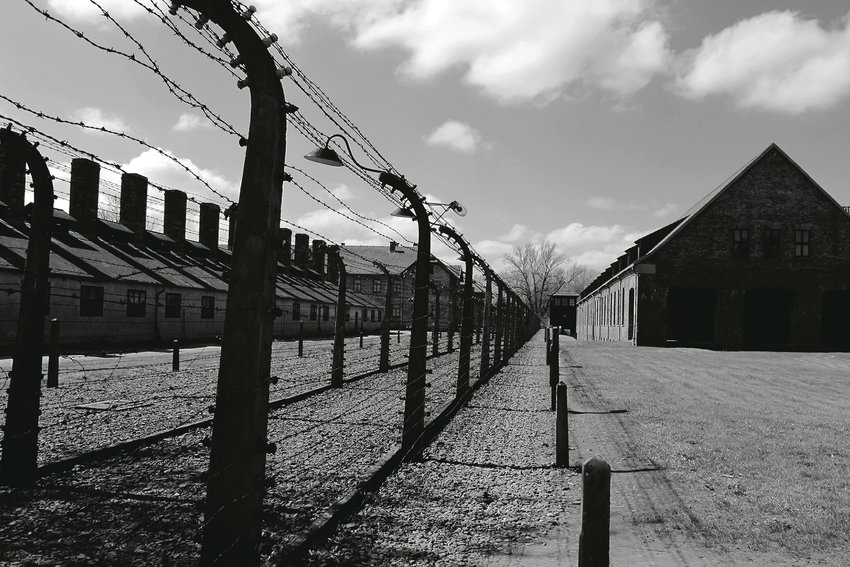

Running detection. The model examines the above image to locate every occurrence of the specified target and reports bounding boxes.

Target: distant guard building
[577,144,850,351]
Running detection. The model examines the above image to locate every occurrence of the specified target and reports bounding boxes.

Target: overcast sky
[2,0,849,275]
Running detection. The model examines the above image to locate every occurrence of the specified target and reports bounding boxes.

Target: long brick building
[577,144,850,350]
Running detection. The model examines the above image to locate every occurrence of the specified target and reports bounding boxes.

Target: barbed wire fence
[0,0,539,564]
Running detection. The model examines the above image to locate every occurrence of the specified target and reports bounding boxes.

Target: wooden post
[493,281,504,365]
[431,284,440,356]
[550,328,559,411]
[447,280,457,353]
[375,264,392,372]
[556,382,569,467]
[172,339,180,371]
[47,319,60,388]
[479,269,492,378]
[329,247,346,388]
[438,226,473,399]
[545,326,551,364]
[0,130,54,486]
[175,2,287,565]
[397,327,400,344]
[298,320,304,357]
[579,457,611,567]
[360,328,364,349]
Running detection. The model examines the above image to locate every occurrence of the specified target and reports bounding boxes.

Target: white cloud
[67,107,130,133]
[354,0,671,103]
[545,222,644,271]
[172,113,214,132]
[48,0,148,21]
[677,10,850,113]
[652,202,677,218]
[124,149,238,202]
[331,184,358,201]
[498,224,539,242]
[251,0,670,104]
[290,207,419,246]
[424,120,487,154]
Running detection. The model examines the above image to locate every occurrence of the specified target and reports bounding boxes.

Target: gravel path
[304,331,579,566]
[0,333,486,566]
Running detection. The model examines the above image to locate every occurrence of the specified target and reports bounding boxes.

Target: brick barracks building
[577,144,850,351]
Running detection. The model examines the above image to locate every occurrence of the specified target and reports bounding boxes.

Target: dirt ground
[561,337,850,566]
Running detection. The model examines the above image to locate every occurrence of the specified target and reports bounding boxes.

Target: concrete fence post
[556,381,569,467]
[298,320,304,357]
[360,328,364,349]
[549,328,559,411]
[47,318,60,388]
[546,327,551,365]
[579,456,611,567]
[172,340,180,372]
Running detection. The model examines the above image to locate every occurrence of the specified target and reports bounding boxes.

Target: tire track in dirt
[562,345,737,567]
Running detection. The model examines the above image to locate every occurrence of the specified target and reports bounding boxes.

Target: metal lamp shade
[304,146,345,167]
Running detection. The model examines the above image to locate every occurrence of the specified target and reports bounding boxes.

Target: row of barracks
[0,135,477,351]
[576,144,850,351]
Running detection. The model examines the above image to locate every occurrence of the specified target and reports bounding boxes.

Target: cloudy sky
[2,0,849,275]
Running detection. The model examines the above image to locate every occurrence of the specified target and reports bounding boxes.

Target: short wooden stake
[397,328,401,343]
[360,329,364,349]
[47,318,60,388]
[549,328,559,411]
[579,456,611,567]
[172,339,180,372]
[298,320,304,357]
[556,381,569,467]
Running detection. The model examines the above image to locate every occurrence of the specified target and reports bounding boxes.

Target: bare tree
[502,239,589,318]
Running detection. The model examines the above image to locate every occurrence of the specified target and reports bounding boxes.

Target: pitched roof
[338,244,417,275]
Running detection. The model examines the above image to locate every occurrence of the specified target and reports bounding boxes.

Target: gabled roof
[338,244,417,275]
[637,143,839,263]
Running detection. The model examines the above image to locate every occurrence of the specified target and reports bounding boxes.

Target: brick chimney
[294,232,309,271]
[120,172,147,234]
[163,189,187,242]
[390,241,398,252]
[312,239,326,276]
[225,204,237,250]
[199,202,220,249]
[69,158,101,229]
[278,228,292,266]
[327,247,339,283]
[0,128,25,211]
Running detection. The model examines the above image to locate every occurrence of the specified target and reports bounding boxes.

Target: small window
[201,295,215,319]
[372,279,382,293]
[322,305,330,321]
[292,301,301,319]
[377,310,382,322]
[80,285,104,317]
[392,279,401,294]
[568,298,576,307]
[165,293,182,318]
[126,289,146,317]
[733,228,750,258]
[764,228,781,258]
[795,229,811,257]
[309,304,317,320]
[392,306,401,320]
[352,278,362,293]
[362,308,368,322]
[371,309,376,322]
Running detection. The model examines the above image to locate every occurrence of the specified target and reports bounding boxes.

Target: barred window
[201,295,215,319]
[322,305,330,321]
[292,301,301,319]
[392,279,401,294]
[126,289,146,317]
[165,293,182,318]
[352,278,362,293]
[764,228,781,258]
[392,306,401,320]
[80,285,104,317]
[372,279,382,293]
[795,229,811,257]
[733,228,750,258]
[310,304,317,320]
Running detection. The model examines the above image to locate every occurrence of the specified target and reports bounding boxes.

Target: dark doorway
[666,288,716,343]
[627,288,635,340]
[822,291,850,350]
[744,289,793,347]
